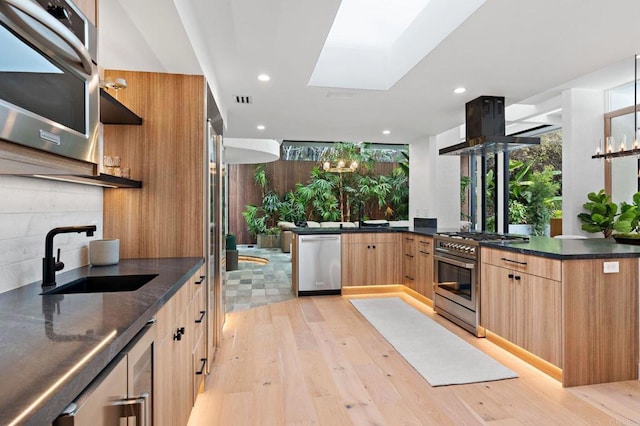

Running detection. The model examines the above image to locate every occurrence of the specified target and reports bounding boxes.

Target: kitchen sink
[41,274,158,295]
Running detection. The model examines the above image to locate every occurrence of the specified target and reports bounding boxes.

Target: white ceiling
[99,0,640,145]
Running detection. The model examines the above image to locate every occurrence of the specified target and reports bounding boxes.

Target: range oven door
[433,252,477,312]
[0,0,99,164]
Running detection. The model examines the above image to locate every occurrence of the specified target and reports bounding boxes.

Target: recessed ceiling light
[453,87,467,94]
[257,125,265,130]
[382,130,391,135]
[258,74,270,82]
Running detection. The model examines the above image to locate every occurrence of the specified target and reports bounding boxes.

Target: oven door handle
[0,0,94,76]
[434,255,475,270]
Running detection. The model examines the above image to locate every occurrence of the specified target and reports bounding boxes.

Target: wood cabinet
[342,233,401,286]
[402,234,417,290]
[155,266,207,426]
[481,247,639,387]
[415,236,434,300]
[481,262,561,367]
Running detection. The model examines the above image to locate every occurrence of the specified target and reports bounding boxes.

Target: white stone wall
[0,176,103,293]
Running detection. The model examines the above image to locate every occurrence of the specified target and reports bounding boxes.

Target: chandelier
[323,159,358,173]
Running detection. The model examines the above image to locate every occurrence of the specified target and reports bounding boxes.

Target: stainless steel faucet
[42,225,97,287]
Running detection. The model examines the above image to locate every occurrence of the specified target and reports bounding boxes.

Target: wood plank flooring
[188,294,640,425]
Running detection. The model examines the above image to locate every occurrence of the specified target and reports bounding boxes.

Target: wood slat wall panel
[103,70,205,258]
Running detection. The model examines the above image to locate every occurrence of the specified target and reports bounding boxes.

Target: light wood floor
[188,293,640,425]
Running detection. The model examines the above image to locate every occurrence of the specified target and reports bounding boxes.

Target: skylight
[309,0,486,91]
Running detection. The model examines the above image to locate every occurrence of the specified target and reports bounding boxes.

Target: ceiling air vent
[234,95,252,104]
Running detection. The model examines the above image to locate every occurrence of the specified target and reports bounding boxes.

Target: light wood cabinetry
[402,235,417,290]
[155,266,207,426]
[481,247,639,387]
[342,233,401,286]
[481,261,561,367]
[102,70,206,259]
[415,236,434,300]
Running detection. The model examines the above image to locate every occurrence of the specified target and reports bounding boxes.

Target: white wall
[409,129,461,230]
[561,88,605,236]
[0,176,103,294]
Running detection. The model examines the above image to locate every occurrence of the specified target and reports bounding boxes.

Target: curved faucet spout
[42,225,97,287]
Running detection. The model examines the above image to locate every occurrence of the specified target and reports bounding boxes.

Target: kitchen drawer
[342,232,400,244]
[192,333,207,403]
[481,247,561,281]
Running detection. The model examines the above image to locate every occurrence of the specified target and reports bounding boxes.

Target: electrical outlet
[603,261,619,273]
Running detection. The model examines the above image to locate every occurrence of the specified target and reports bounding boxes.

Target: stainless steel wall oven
[0,0,99,164]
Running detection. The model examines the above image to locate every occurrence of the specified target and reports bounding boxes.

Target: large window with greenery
[241,142,409,241]
[464,129,563,235]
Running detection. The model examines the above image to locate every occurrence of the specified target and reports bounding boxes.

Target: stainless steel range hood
[439,96,540,156]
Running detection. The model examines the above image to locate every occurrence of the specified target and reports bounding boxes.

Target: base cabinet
[155,265,207,426]
[402,235,417,290]
[54,323,155,426]
[481,247,639,387]
[342,233,401,286]
[415,236,433,300]
[481,263,561,367]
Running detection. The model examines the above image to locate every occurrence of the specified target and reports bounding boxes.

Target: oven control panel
[434,239,477,260]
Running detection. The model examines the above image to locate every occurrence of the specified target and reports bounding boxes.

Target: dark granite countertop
[0,257,204,426]
[290,226,439,236]
[482,236,640,259]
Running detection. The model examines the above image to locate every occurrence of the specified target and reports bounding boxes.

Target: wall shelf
[100,89,143,125]
[33,173,142,188]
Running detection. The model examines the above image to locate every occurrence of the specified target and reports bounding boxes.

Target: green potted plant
[577,189,634,238]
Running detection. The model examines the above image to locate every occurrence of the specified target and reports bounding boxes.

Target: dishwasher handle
[300,235,341,242]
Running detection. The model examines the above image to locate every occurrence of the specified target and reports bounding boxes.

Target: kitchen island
[0,257,203,425]
[292,228,640,387]
[481,236,640,387]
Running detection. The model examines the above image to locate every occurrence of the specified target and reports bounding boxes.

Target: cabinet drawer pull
[419,240,431,245]
[508,273,514,279]
[418,250,430,255]
[196,358,207,375]
[173,327,185,341]
[514,275,521,281]
[195,310,206,323]
[500,257,527,266]
[405,237,415,242]
[404,275,414,281]
[404,253,414,258]
[195,275,206,285]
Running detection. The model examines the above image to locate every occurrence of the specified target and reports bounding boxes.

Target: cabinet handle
[508,273,514,279]
[195,275,205,285]
[405,275,414,281]
[514,275,521,281]
[367,245,371,249]
[195,310,206,323]
[419,240,430,245]
[117,393,148,426]
[404,253,414,258]
[173,327,185,341]
[372,245,376,249]
[196,358,207,375]
[500,257,527,266]
[405,237,415,242]
[418,250,430,255]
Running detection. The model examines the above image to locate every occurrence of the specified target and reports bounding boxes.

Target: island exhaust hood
[439,96,540,156]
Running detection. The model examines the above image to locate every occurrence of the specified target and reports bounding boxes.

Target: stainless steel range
[433,231,528,336]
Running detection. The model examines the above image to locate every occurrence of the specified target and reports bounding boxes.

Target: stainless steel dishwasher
[298,234,341,296]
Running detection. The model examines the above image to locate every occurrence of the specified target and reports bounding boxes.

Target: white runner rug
[350,297,518,386]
